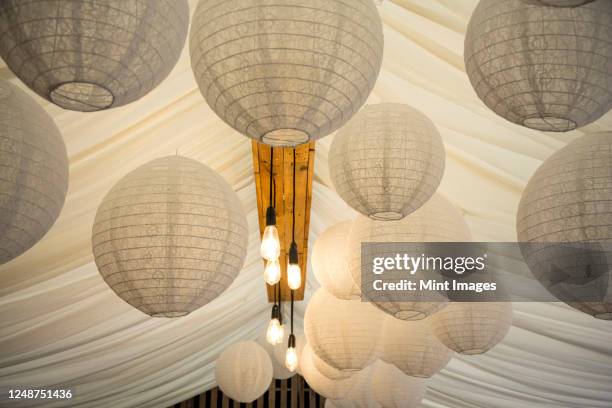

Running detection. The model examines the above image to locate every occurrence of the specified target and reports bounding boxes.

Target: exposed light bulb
[264,258,281,285]
[261,206,281,261]
[285,346,298,372]
[287,263,301,290]
[287,242,301,290]
[261,225,280,261]
[266,317,283,345]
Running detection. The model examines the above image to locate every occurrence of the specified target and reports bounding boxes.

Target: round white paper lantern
[348,194,472,320]
[189,0,384,147]
[381,316,453,378]
[430,302,513,355]
[517,132,612,320]
[312,221,360,300]
[301,344,354,400]
[465,0,612,131]
[371,362,427,408]
[0,80,69,265]
[342,366,380,408]
[305,288,383,371]
[0,0,189,112]
[92,156,248,317]
[215,341,273,403]
[329,103,445,220]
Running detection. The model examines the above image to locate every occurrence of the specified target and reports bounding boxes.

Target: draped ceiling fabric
[0,1,611,407]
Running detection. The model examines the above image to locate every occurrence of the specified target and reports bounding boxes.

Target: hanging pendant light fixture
[285,290,299,372]
[267,286,284,345]
[261,148,281,264]
[287,150,302,290]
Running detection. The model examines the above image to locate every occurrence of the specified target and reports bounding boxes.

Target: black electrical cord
[292,149,296,242]
[269,147,274,205]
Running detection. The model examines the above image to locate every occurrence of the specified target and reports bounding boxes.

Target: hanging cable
[287,149,301,290]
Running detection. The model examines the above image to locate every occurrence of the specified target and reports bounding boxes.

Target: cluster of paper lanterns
[465,0,612,131]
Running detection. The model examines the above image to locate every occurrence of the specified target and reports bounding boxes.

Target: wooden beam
[252,141,315,302]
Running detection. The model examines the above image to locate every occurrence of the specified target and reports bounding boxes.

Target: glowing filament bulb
[285,346,298,372]
[264,258,281,285]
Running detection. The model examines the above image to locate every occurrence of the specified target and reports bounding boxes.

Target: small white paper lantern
[0,80,68,265]
[189,0,384,147]
[430,302,513,355]
[348,194,472,320]
[0,0,189,111]
[92,156,248,317]
[305,288,383,371]
[215,341,273,403]
[371,362,427,408]
[465,0,612,131]
[517,132,612,319]
[381,316,453,378]
[301,344,354,400]
[312,221,360,300]
[329,103,445,220]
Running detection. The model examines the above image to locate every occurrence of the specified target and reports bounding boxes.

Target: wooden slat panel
[252,141,315,301]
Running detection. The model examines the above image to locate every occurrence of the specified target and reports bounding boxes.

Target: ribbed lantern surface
[517,132,612,320]
[304,288,383,371]
[348,194,472,320]
[381,316,453,378]
[92,156,248,317]
[0,80,68,265]
[189,0,384,147]
[0,0,189,111]
[312,221,360,300]
[430,302,513,354]
[329,103,445,220]
[215,341,273,403]
[371,362,427,408]
[313,351,354,380]
[301,344,354,400]
[465,0,612,131]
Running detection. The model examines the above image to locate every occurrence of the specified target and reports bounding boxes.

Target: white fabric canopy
[1,1,611,407]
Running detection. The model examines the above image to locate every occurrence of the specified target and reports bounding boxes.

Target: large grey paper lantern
[430,302,513,355]
[312,221,361,300]
[0,80,68,265]
[92,156,248,317]
[381,316,453,378]
[329,104,445,220]
[465,0,612,131]
[189,0,384,147]
[348,194,472,320]
[215,341,273,403]
[517,132,612,320]
[304,288,383,371]
[0,0,189,112]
